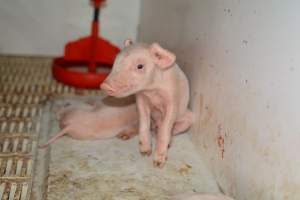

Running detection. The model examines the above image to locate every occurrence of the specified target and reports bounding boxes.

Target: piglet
[172,194,234,200]
[39,97,138,148]
[101,39,194,167]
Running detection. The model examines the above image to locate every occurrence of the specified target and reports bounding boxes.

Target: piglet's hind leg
[172,110,194,135]
[116,125,138,140]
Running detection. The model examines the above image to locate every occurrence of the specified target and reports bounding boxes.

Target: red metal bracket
[52,0,119,89]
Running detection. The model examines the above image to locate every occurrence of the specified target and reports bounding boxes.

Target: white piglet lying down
[39,97,139,148]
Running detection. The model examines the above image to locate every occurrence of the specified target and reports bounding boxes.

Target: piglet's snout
[100,81,116,95]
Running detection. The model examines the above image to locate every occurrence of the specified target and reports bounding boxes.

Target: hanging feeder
[52,0,120,89]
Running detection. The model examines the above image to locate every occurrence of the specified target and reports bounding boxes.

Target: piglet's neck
[142,63,177,92]
[148,69,168,89]
[156,62,177,80]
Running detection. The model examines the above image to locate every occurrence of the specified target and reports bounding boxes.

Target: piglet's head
[100,39,176,97]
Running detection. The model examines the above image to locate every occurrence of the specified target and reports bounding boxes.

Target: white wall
[0,0,140,56]
[139,0,300,199]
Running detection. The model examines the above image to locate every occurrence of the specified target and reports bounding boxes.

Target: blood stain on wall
[217,124,225,159]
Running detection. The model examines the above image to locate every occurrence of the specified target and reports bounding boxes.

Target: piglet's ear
[149,43,176,69]
[124,39,133,47]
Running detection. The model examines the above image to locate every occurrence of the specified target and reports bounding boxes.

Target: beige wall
[0,0,140,56]
[139,0,300,199]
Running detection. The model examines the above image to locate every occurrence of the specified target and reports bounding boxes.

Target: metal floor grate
[0,56,100,200]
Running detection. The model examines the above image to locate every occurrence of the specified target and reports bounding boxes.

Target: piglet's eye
[137,64,144,69]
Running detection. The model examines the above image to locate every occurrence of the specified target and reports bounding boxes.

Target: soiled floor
[0,56,220,200]
[44,98,220,200]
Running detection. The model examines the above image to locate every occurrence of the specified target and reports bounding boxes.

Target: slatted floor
[0,56,100,200]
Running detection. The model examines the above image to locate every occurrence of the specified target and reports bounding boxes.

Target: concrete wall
[139,0,300,199]
[0,0,140,56]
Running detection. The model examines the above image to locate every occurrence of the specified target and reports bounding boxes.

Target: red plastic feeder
[52,0,120,89]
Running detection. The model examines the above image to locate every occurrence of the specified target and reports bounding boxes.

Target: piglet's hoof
[140,149,152,156]
[153,160,165,168]
[117,134,131,140]
[116,130,137,140]
[153,153,168,168]
[139,141,152,156]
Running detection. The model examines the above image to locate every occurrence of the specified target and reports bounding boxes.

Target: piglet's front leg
[136,95,152,156]
[153,105,176,168]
